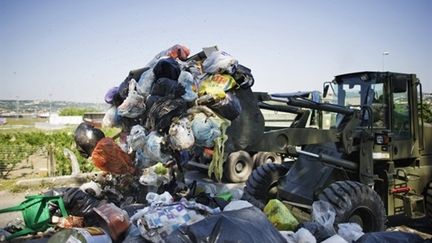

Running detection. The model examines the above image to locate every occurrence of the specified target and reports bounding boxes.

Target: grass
[3,117,48,126]
[0,179,56,193]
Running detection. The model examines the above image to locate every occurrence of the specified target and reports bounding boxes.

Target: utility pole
[15,96,19,118]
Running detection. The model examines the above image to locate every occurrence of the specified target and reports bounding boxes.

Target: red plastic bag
[91,137,136,175]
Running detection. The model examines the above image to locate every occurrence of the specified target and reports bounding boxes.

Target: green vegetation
[0,130,94,178]
[421,103,432,123]
[59,107,97,116]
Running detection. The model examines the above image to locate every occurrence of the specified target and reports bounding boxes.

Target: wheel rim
[348,207,375,231]
[235,160,245,173]
[265,156,275,163]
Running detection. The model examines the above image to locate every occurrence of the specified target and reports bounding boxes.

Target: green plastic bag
[263,199,299,231]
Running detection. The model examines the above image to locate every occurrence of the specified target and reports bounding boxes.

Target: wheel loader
[240,71,432,232]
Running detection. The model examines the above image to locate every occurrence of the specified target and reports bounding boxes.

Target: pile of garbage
[1,45,431,243]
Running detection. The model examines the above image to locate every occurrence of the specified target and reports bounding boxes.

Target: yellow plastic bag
[198,74,238,100]
[264,199,299,231]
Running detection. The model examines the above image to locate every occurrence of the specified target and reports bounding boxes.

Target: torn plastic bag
[131,198,219,243]
[126,125,147,154]
[91,137,137,175]
[202,50,238,75]
[355,231,425,243]
[136,68,155,96]
[102,106,121,128]
[264,199,299,231]
[153,57,181,80]
[150,77,185,98]
[147,44,191,68]
[120,67,150,98]
[74,122,105,158]
[145,94,161,110]
[117,80,146,118]
[142,131,171,165]
[209,91,242,121]
[145,97,187,133]
[198,74,238,100]
[178,71,198,102]
[169,117,195,150]
[165,206,286,243]
[190,112,222,148]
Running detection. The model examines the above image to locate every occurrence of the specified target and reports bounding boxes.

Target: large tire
[318,180,387,232]
[223,151,254,183]
[425,180,432,220]
[242,162,290,209]
[253,152,282,168]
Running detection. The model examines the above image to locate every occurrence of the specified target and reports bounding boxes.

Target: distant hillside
[0,100,108,115]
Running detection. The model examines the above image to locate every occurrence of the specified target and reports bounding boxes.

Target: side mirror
[323,84,329,98]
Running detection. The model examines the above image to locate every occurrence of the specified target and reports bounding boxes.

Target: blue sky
[1,0,431,103]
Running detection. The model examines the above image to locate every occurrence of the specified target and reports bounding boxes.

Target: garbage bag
[150,77,185,98]
[136,68,155,96]
[117,80,146,118]
[142,131,171,165]
[145,97,187,133]
[190,112,221,147]
[62,187,102,219]
[264,199,299,231]
[202,50,238,75]
[74,122,105,158]
[153,57,181,80]
[126,125,147,153]
[355,231,425,243]
[338,223,364,243]
[91,137,137,175]
[102,106,121,128]
[312,200,336,236]
[232,64,255,89]
[209,91,242,121]
[165,206,286,243]
[145,94,161,110]
[198,74,238,100]
[284,228,317,243]
[169,117,195,150]
[297,222,334,242]
[104,86,123,106]
[131,198,219,243]
[178,71,198,102]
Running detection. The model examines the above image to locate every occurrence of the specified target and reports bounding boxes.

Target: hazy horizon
[1,0,431,103]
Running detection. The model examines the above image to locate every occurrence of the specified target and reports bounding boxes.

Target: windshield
[327,75,387,128]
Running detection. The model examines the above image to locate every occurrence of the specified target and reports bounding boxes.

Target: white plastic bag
[191,112,222,147]
[202,51,238,75]
[117,80,146,118]
[126,125,147,153]
[144,131,171,164]
[337,223,364,243]
[169,117,195,150]
[312,200,337,236]
[102,106,121,128]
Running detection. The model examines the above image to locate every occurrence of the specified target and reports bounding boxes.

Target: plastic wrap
[117,80,146,118]
[337,223,364,242]
[202,51,238,75]
[312,200,336,236]
[169,117,195,150]
[142,131,171,165]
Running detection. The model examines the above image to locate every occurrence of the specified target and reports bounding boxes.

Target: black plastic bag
[355,231,426,243]
[151,77,185,98]
[165,206,286,243]
[209,92,242,121]
[153,58,181,80]
[145,97,187,133]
